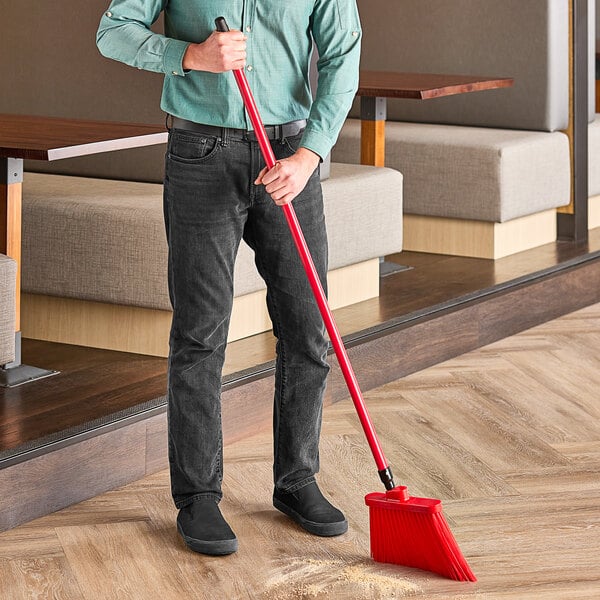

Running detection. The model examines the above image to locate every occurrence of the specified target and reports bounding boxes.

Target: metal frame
[558,0,589,241]
[0,157,23,185]
[1,157,58,386]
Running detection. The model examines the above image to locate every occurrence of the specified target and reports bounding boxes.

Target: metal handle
[213,16,394,490]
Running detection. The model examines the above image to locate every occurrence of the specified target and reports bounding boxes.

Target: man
[97,0,361,556]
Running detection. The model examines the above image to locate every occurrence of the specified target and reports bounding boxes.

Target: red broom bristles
[365,488,477,582]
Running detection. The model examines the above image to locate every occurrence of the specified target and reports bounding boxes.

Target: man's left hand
[254,148,320,206]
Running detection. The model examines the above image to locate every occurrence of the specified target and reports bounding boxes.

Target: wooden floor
[1,303,599,599]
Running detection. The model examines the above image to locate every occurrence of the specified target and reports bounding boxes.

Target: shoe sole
[273,497,348,537]
[177,522,238,556]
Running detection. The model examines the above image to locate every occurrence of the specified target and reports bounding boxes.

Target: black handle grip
[215,17,230,32]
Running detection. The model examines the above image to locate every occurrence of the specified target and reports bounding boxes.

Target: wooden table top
[358,70,514,100]
[0,114,167,161]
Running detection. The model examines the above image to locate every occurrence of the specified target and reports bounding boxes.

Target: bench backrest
[0,1,166,183]
[1,0,594,185]
[0,1,331,183]
[355,0,578,132]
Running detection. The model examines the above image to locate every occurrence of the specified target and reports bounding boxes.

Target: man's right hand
[182,31,247,73]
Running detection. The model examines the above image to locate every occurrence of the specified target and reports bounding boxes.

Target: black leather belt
[171,117,307,141]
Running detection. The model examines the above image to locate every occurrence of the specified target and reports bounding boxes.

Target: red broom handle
[215,18,394,485]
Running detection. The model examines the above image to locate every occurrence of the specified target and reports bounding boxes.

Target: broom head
[365,486,476,582]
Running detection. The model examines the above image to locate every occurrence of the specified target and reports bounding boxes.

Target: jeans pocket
[281,133,304,156]
[168,131,221,164]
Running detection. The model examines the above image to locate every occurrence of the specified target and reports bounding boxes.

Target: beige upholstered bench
[333,0,577,259]
[333,119,571,258]
[0,254,16,366]
[4,2,404,360]
[20,163,403,357]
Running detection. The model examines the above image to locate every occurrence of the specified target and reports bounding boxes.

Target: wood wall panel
[0,423,147,532]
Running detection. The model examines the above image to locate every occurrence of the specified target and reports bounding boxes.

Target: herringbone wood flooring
[1,304,600,599]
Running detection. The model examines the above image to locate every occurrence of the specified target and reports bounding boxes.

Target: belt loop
[221,127,229,147]
[277,124,284,143]
[165,113,173,132]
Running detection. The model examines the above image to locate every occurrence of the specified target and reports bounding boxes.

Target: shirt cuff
[299,129,333,162]
[163,38,190,77]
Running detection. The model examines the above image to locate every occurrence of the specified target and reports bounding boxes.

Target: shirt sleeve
[300,0,361,160]
[96,0,190,77]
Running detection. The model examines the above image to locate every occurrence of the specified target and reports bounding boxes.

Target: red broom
[215,17,476,582]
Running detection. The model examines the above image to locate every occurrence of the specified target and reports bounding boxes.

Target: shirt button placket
[246,10,254,67]
[241,0,256,131]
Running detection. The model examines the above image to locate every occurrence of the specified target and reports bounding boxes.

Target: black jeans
[163,127,330,509]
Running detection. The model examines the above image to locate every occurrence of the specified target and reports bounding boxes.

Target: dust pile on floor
[262,557,420,599]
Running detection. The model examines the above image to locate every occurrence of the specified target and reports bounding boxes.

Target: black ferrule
[215,17,229,32]
[378,467,395,491]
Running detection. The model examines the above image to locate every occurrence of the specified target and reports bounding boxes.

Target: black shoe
[177,498,238,555]
[273,481,348,537]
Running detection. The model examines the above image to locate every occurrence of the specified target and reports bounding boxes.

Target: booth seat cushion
[0,254,16,365]
[21,163,403,310]
[333,119,570,223]
[589,115,600,195]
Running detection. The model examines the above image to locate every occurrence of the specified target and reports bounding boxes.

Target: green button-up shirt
[96,0,361,159]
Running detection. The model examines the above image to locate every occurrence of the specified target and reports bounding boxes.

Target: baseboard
[403,210,558,259]
[20,259,380,357]
[0,416,163,532]
[589,195,600,229]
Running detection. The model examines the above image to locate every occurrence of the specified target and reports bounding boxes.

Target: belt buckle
[246,126,275,141]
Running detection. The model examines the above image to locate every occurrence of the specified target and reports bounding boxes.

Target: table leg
[1,157,58,387]
[360,96,387,167]
[1,161,21,330]
[358,97,409,274]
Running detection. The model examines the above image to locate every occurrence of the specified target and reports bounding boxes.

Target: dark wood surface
[0,343,167,453]
[322,229,600,339]
[0,114,167,161]
[1,229,599,460]
[358,70,514,99]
